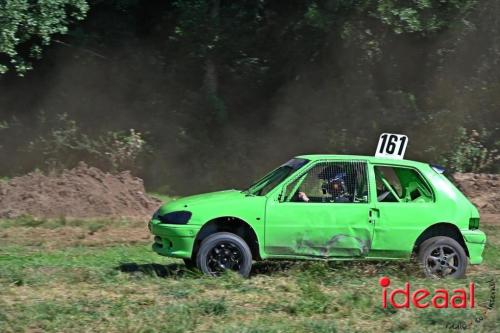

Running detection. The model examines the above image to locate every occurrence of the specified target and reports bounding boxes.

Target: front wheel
[418,236,468,278]
[196,232,252,277]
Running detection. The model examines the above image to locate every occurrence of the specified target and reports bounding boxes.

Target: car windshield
[244,158,309,196]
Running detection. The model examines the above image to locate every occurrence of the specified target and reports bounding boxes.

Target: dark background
[0,0,498,195]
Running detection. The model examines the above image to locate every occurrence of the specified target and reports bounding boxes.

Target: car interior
[285,162,369,203]
[375,166,433,203]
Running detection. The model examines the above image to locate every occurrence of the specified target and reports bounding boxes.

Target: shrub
[26,113,147,172]
[103,129,146,171]
[444,128,499,173]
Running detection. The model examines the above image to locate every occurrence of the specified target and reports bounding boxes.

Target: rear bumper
[150,219,200,259]
[462,229,486,265]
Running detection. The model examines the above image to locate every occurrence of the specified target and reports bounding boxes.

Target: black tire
[418,236,468,278]
[196,232,252,277]
[183,258,196,269]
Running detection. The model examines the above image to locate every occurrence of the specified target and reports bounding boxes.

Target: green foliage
[104,128,146,171]
[304,2,332,30]
[0,0,498,194]
[173,0,212,45]
[26,113,147,172]
[302,0,476,34]
[443,128,499,172]
[0,0,89,75]
[372,0,477,34]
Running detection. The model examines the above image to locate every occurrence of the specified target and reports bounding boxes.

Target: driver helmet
[323,172,348,197]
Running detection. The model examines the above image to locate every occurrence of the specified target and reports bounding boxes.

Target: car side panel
[367,164,472,259]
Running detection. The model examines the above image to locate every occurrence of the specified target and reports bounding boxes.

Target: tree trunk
[203,0,226,123]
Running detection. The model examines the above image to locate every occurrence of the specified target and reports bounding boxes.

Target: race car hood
[156,189,246,215]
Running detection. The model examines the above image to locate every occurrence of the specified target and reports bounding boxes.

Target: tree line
[0,0,498,194]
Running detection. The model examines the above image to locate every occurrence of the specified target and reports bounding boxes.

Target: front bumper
[462,229,487,265]
[150,219,200,259]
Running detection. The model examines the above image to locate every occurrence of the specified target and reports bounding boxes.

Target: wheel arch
[192,216,261,260]
[413,222,469,257]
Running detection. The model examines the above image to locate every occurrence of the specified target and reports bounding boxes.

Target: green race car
[149,155,486,278]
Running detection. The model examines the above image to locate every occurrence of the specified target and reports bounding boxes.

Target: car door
[264,160,376,258]
[368,164,438,258]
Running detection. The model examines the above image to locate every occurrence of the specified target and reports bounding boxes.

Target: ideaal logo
[379,276,475,309]
[379,276,496,330]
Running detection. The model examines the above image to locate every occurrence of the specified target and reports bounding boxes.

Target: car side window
[284,161,369,203]
[376,167,403,197]
[375,170,399,202]
[283,175,304,202]
[375,166,433,203]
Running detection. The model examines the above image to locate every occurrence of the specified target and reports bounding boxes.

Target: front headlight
[157,211,192,225]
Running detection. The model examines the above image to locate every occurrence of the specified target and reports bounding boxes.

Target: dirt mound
[452,173,499,215]
[0,165,497,219]
[0,162,161,219]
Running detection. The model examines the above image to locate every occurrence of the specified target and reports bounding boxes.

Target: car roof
[294,154,429,168]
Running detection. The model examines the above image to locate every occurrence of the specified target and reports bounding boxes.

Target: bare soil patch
[451,173,499,215]
[481,214,500,225]
[0,162,161,220]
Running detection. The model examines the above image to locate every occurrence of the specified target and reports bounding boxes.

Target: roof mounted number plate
[375,133,408,160]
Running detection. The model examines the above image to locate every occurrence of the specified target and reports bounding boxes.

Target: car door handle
[369,208,380,223]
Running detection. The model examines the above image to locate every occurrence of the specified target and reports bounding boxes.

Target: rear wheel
[196,232,252,277]
[418,236,467,278]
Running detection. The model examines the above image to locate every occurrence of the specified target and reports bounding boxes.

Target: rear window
[375,166,433,203]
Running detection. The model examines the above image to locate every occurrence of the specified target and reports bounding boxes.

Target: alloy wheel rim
[206,241,243,275]
[425,245,460,277]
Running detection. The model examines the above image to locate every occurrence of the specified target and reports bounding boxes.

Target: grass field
[0,218,498,333]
